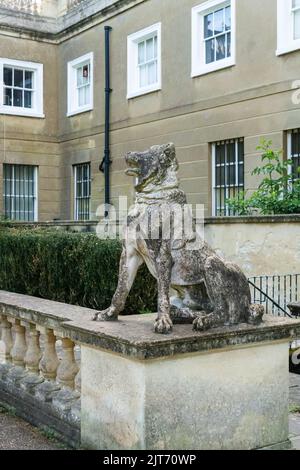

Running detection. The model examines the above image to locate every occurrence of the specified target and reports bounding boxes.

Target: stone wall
[204,216,300,278]
[1,0,300,221]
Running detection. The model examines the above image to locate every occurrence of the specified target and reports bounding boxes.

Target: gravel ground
[0,407,62,450]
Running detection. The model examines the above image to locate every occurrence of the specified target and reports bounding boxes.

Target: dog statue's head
[125,143,179,193]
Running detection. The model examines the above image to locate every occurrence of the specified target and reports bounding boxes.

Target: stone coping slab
[1,290,300,360]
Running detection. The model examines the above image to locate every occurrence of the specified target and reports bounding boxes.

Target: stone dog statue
[93,143,264,334]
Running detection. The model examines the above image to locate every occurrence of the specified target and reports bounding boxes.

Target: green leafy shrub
[0,229,157,314]
[227,139,300,215]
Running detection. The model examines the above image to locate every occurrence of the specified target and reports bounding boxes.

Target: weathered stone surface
[1,290,300,360]
[81,340,290,450]
[0,290,299,450]
[93,144,264,334]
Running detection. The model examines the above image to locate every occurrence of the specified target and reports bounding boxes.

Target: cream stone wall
[57,0,300,219]
[0,35,60,221]
[205,219,300,277]
[1,0,300,221]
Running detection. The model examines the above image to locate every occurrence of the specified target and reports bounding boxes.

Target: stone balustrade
[0,292,85,447]
[0,290,300,449]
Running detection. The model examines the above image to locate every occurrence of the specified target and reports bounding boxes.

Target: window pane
[146,37,154,61]
[4,67,12,86]
[84,85,90,106]
[293,0,300,7]
[78,86,85,107]
[76,64,90,88]
[227,32,231,57]
[138,41,145,65]
[294,9,300,39]
[214,9,224,35]
[139,64,147,87]
[147,61,157,85]
[225,6,231,31]
[227,165,236,185]
[75,163,91,221]
[13,89,23,107]
[213,139,245,217]
[216,144,225,164]
[238,164,244,186]
[216,34,226,60]
[77,67,83,87]
[227,142,236,163]
[292,131,300,156]
[24,90,32,108]
[25,71,33,89]
[14,69,24,88]
[216,166,225,186]
[154,35,158,57]
[3,164,36,221]
[4,88,12,106]
[204,13,213,38]
[205,38,215,64]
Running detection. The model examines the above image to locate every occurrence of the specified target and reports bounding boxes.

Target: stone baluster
[0,315,13,363]
[38,327,59,380]
[5,317,28,384]
[56,336,79,389]
[10,318,27,367]
[22,322,42,373]
[52,334,80,414]
[20,321,44,391]
[0,315,14,380]
[35,327,60,401]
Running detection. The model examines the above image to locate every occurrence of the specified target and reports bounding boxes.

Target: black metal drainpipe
[100,26,112,215]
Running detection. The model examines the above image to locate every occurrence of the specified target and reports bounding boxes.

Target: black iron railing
[248,274,300,317]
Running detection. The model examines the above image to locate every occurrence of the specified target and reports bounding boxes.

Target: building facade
[0,0,300,222]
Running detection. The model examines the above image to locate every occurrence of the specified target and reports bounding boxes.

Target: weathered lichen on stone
[93,143,264,334]
[0,0,40,14]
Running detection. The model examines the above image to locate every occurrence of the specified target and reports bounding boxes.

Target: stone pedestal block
[79,314,300,450]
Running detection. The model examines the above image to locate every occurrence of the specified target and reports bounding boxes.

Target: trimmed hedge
[0,228,157,314]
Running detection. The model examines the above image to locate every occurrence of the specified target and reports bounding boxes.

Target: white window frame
[211,138,244,217]
[127,23,162,99]
[277,0,300,55]
[0,58,44,118]
[3,164,38,222]
[67,52,94,117]
[191,0,236,78]
[73,162,91,221]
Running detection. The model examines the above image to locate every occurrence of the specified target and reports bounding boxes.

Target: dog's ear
[158,143,177,168]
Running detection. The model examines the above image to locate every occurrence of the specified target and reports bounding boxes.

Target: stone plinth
[79,314,300,450]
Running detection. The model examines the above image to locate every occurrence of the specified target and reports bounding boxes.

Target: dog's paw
[154,315,173,334]
[193,314,212,332]
[92,308,118,322]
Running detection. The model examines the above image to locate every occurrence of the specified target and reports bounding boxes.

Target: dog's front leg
[153,241,173,334]
[93,245,143,322]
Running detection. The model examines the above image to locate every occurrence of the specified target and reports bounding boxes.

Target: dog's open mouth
[125,164,140,176]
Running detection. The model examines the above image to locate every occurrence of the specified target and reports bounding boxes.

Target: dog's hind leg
[193,309,226,332]
[93,246,144,322]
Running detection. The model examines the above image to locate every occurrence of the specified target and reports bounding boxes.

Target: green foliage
[289,404,300,414]
[226,139,300,215]
[0,229,157,314]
